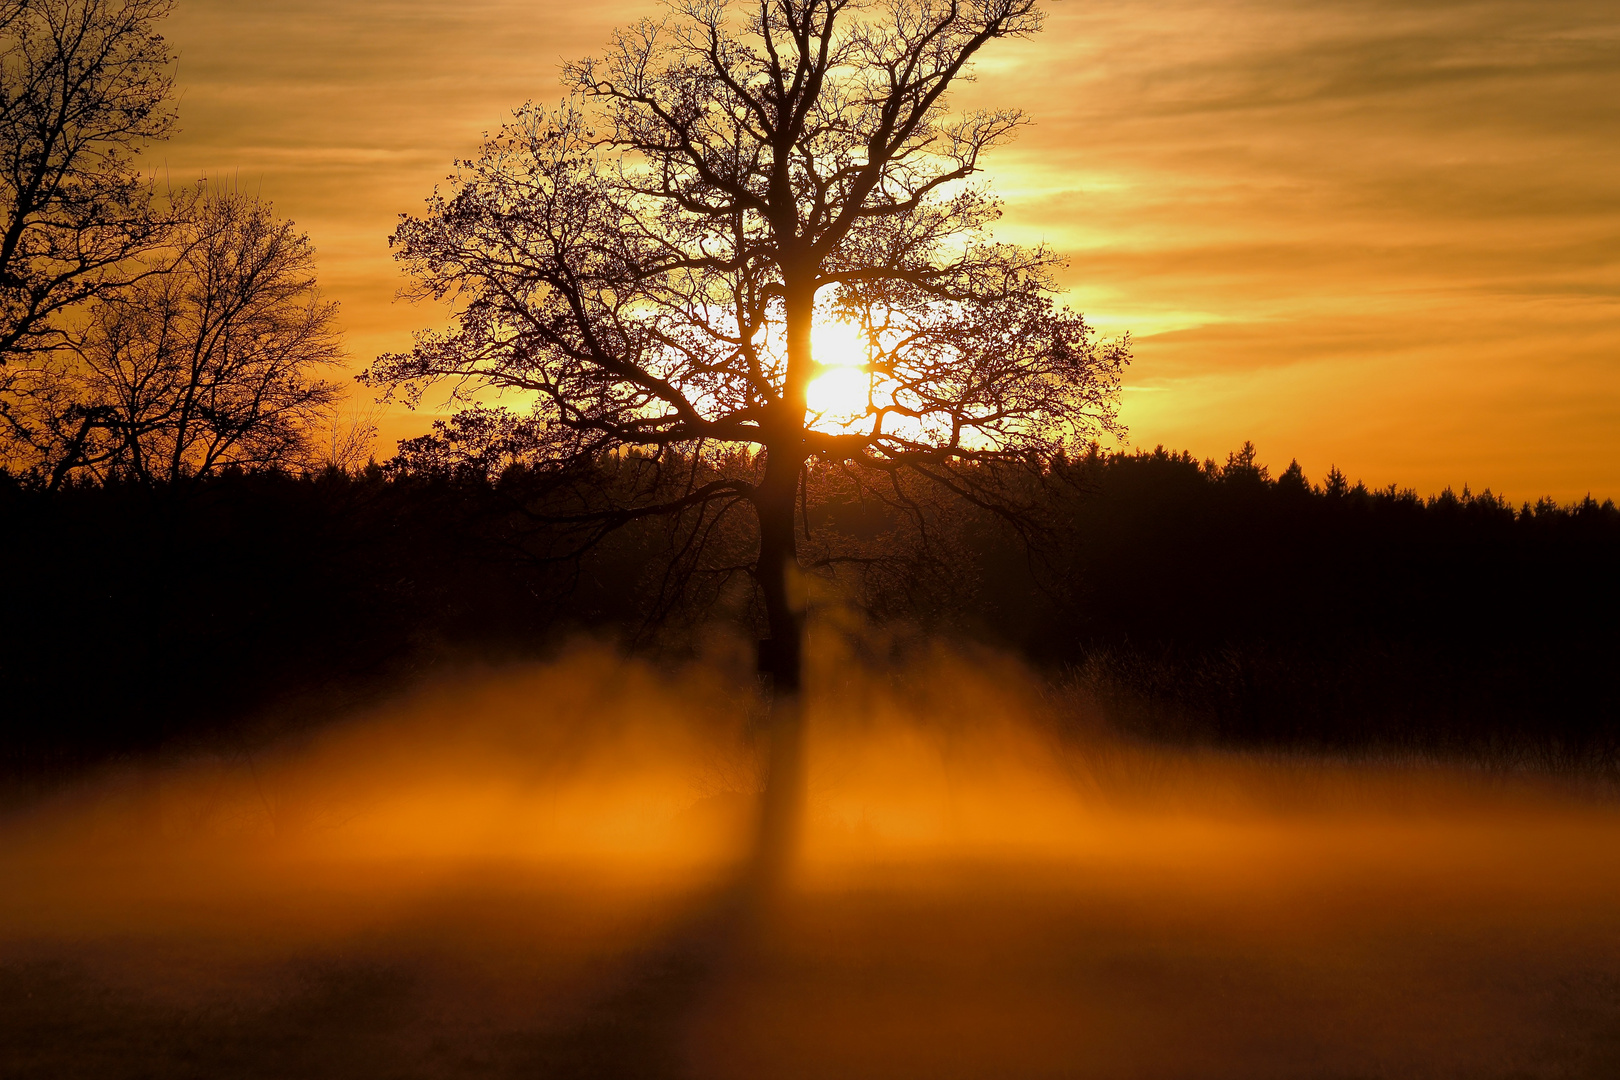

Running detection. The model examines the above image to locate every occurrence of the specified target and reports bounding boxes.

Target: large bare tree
[367,0,1128,853]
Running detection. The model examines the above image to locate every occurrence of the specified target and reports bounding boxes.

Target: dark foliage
[0,465,664,781]
[4,442,1617,781]
[1006,445,1620,763]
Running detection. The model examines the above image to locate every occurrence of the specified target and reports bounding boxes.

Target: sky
[158,0,1620,500]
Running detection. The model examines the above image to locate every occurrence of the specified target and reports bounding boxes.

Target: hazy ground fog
[5,641,1620,1079]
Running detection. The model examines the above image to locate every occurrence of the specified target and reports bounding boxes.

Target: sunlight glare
[807,319,871,425]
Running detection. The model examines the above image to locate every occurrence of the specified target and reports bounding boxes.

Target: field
[6,650,1619,1079]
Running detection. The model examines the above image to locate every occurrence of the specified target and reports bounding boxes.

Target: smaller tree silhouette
[14,187,344,486]
[0,0,176,366]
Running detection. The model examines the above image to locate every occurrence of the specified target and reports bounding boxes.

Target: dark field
[6,650,1620,1079]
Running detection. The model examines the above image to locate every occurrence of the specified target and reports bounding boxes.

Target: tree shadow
[501,873,770,1080]
[503,745,805,1080]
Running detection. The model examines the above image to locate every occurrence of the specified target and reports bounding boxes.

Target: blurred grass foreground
[4,641,1620,1078]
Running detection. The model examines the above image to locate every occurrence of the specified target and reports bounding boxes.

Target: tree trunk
[753,443,805,884]
[752,270,815,883]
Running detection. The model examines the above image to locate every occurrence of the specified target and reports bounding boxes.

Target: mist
[6,629,1619,1079]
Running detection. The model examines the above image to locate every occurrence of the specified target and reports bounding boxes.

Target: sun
[807,320,871,425]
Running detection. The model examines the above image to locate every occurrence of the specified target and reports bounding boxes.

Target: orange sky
[159,0,1619,500]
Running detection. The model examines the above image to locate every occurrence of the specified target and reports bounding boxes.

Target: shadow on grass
[501,877,766,1080]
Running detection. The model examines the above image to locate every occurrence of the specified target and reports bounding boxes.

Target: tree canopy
[368,0,1129,696]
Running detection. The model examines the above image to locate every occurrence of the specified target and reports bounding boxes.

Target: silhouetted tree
[366,0,1128,849]
[313,397,381,473]
[0,0,180,474]
[0,0,174,364]
[13,187,344,485]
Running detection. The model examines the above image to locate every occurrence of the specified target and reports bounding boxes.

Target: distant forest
[5,443,1616,782]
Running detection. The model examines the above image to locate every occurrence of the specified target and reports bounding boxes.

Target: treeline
[1001,445,1620,763]
[0,464,643,778]
[4,444,1616,780]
